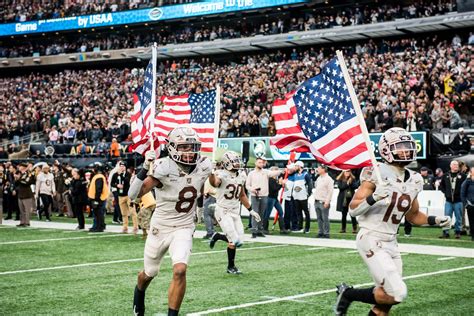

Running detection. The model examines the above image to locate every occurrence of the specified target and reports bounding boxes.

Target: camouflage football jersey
[214,169,247,214]
[357,163,423,235]
[150,156,212,230]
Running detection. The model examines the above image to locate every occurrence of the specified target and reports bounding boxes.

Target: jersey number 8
[382,191,412,224]
[175,186,198,213]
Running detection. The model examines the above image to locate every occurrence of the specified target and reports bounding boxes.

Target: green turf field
[0,224,473,315]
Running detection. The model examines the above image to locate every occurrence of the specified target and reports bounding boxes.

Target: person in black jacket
[264,168,289,234]
[111,161,136,233]
[335,170,358,234]
[461,166,474,241]
[439,160,467,239]
[70,168,88,230]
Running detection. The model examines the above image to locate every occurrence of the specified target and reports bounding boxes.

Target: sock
[168,308,179,316]
[227,247,236,269]
[344,287,377,304]
[134,285,145,313]
[215,232,229,242]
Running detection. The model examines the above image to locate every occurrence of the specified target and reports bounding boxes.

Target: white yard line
[260,296,315,305]
[0,234,134,245]
[305,247,327,251]
[346,250,359,254]
[187,265,474,315]
[0,244,287,276]
[437,257,456,261]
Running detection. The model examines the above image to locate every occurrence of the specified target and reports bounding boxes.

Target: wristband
[366,195,376,206]
[248,206,252,212]
[427,216,437,226]
[136,168,148,181]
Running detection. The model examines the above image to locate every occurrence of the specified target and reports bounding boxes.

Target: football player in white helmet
[208,151,261,274]
[128,126,212,316]
[335,127,451,316]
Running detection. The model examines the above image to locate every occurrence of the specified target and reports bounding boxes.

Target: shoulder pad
[152,157,171,180]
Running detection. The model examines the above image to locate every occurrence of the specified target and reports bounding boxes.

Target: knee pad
[144,264,160,278]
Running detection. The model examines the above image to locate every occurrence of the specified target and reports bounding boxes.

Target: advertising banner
[1,0,308,36]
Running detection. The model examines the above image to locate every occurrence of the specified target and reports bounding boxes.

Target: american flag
[153,90,217,153]
[130,48,157,155]
[271,57,372,169]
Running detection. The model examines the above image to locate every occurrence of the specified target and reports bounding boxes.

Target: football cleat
[227,266,242,275]
[334,283,353,316]
[209,232,218,249]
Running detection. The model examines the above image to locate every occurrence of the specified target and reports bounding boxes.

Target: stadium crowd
[0,0,458,58]
[1,33,472,151]
[0,0,194,23]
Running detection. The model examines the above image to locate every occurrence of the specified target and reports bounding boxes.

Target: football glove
[373,182,391,201]
[249,210,261,222]
[435,216,451,228]
[143,150,156,170]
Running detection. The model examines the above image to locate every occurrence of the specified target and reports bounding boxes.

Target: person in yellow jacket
[88,163,109,232]
[137,191,156,240]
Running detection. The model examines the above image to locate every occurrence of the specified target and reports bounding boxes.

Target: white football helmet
[221,151,243,171]
[378,127,417,164]
[166,127,201,165]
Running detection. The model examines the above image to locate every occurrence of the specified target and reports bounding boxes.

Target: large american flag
[130,51,157,155]
[271,57,372,169]
[153,90,217,153]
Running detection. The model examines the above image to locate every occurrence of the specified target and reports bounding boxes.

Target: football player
[129,127,212,316]
[335,128,451,316]
[208,151,261,274]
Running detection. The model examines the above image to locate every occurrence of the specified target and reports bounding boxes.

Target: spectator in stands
[70,168,88,230]
[313,164,334,238]
[451,128,471,154]
[0,165,5,224]
[110,138,121,158]
[336,170,358,234]
[415,105,431,131]
[461,166,474,241]
[35,164,55,222]
[0,147,8,159]
[439,160,467,239]
[48,126,59,144]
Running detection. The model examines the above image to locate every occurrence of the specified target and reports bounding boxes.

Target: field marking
[437,257,456,261]
[261,296,315,305]
[305,247,327,251]
[187,265,474,315]
[0,244,287,276]
[346,250,358,254]
[0,234,134,245]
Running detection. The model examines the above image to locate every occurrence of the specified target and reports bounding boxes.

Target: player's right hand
[143,150,156,170]
[249,210,261,222]
[373,182,390,201]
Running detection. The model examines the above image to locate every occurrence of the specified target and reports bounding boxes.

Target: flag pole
[212,84,221,163]
[335,50,383,184]
[149,42,158,154]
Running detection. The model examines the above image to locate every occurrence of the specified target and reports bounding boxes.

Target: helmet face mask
[222,151,243,172]
[166,127,202,165]
[379,128,417,165]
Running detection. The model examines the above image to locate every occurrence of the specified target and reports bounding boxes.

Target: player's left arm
[405,198,451,227]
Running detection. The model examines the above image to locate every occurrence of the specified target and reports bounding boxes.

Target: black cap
[420,166,429,172]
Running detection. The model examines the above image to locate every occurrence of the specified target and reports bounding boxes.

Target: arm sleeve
[95,178,103,200]
[128,169,148,201]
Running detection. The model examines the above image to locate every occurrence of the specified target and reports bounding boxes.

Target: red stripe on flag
[318,125,363,155]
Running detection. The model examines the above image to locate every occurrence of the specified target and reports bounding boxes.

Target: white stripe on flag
[324,134,365,161]
[312,117,359,148]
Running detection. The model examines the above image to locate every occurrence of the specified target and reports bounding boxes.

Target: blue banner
[1,0,307,37]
